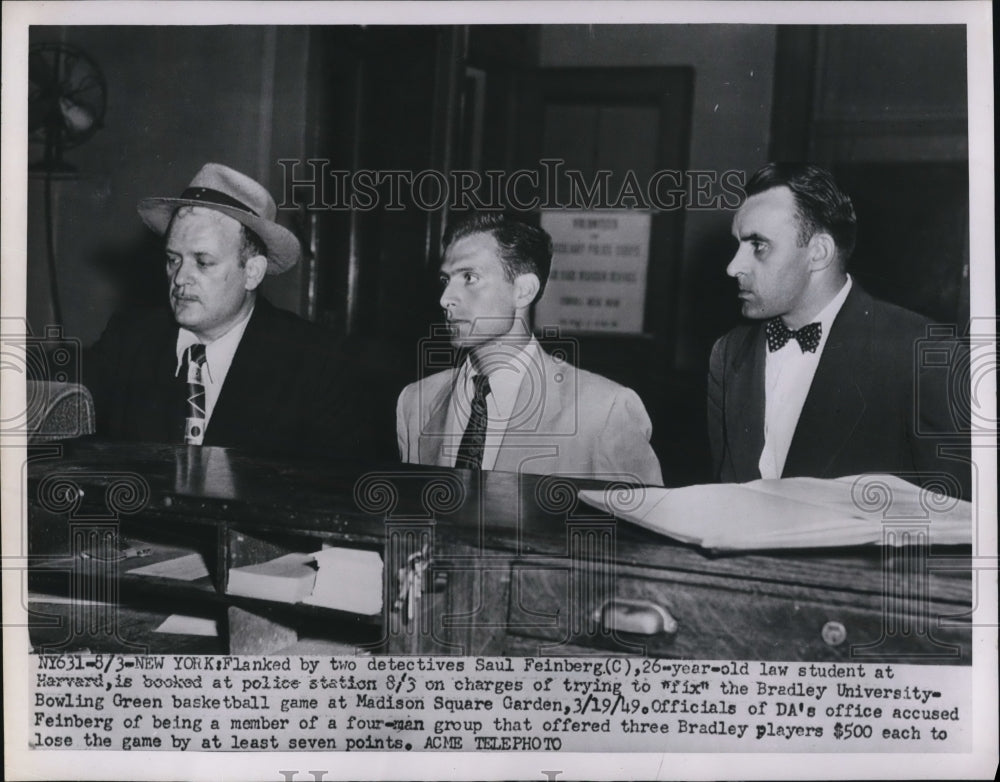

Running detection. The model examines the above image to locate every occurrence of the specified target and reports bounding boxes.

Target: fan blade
[59,96,95,134]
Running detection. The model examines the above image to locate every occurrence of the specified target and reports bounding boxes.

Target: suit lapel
[418,370,459,467]
[726,327,766,479]
[159,335,187,441]
[204,301,272,444]
[783,285,869,477]
[132,310,186,442]
[493,347,557,473]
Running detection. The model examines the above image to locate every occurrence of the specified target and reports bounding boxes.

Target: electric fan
[29,42,107,174]
[28,42,107,325]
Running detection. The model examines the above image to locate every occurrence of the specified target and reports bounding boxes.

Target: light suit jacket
[396,348,663,485]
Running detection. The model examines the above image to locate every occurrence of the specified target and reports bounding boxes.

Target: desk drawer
[504,565,971,663]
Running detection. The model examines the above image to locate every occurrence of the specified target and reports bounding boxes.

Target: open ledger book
[578,474,972,551]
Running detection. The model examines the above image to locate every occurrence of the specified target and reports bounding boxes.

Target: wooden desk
[26,439,972,662]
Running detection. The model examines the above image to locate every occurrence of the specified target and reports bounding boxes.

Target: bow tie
[765,318,822,353]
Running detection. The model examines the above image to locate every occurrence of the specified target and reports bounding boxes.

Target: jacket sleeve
[81,312,128,438]
[594,387,663,486]
[707,336,726,481]
[396,385,412,463]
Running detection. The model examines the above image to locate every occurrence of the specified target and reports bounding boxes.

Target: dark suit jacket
[84,298,373,460]
[707,285,971,498]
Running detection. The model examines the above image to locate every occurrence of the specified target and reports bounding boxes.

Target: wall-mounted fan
[29,42,107,174]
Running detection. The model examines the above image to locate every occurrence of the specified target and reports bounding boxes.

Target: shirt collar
[459,337,540,419]
[771,275,852,356]
[174,306,255,381]
[813,274,853,349]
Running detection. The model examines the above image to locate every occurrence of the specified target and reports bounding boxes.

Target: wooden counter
[26,439,972,662]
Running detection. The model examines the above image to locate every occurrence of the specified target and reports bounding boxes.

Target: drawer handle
[592,598,678,636]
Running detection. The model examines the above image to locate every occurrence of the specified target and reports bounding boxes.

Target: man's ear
[513,272,541,309]
[807,232,837,272]
[243,255,268,291]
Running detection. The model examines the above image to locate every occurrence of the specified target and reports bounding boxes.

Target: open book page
[745,474,971,522]
[579,482,859,549]
[578,474,972,550]
[741,474,972,547]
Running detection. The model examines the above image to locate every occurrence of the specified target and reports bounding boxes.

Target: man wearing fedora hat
[84,163,370,458]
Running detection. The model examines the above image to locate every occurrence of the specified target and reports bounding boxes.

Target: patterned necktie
[183,343,208,445]
[455,374,491,470]
[765,318,822,353]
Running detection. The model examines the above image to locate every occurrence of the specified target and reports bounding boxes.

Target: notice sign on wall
[536,210,651,334]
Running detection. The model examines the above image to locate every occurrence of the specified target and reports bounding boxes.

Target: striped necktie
[455,374,491,470]
[183,344,208,445]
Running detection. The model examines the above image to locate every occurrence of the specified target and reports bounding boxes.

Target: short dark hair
[745,163,857,263]
[442,213,553,302]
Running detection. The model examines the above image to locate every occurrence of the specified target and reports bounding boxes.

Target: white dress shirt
[758,276,853,479]
[174,308,254,429]
[443,338,541,470]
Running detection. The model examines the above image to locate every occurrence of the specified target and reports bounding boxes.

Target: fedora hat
[137,163,301,273]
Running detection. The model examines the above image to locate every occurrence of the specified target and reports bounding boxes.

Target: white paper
[126,552,211,581]
[303,547,384,615]
[153,615,219,637]
[579,474,973,550]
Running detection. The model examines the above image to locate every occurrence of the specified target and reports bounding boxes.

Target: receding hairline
[733,185,796,225]
[739,183,826,248]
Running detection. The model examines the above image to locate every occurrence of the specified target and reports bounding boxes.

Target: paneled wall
[771,26,969,326]
[540,25,779,372]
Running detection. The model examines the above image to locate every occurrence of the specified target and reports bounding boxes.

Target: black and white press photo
[1,2,995,780]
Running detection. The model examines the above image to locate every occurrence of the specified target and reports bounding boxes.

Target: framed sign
[536,210,652,334]
[517,66,693,380]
